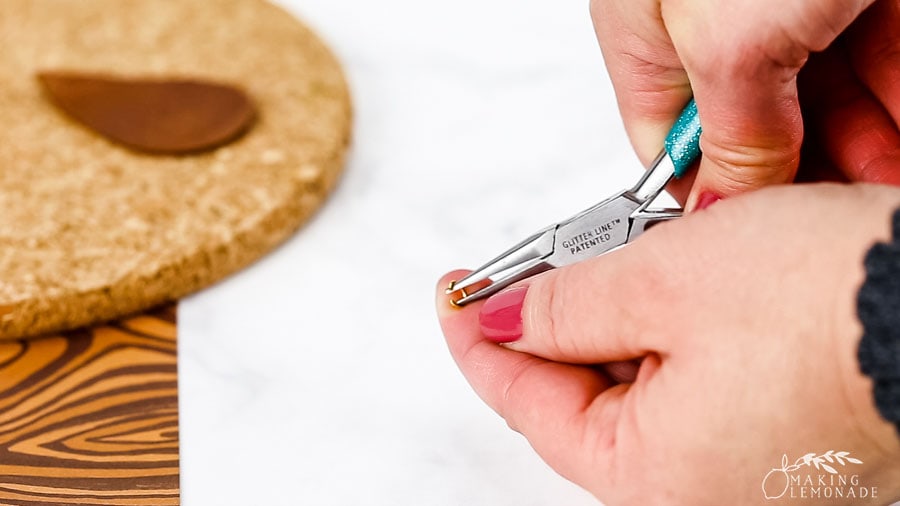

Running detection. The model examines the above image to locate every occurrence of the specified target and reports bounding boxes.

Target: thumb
[478,238,671,364]
[684,75,803,210]
[660,0,876,209]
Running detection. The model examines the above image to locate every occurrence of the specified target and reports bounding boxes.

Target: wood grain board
[0,306,179,505]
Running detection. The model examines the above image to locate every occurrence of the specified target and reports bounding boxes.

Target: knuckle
[591,249,670,347]
[797,0,869,51]
[856,152,900,185]
[499,357,534,429]
[699,133,801,191]
[617,247,675,325]
[540,270,573,358]
[627,223,700,319]
[670,18,805,82]
[864,29,900,66]
[526,267,587,358]
[499,360,552,435]
[690,40,796,84]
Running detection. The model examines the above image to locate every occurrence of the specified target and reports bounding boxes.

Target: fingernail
[694,191,722,211]
[479,286,527,344]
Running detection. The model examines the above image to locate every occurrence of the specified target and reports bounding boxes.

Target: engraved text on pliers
[560,218,622,255]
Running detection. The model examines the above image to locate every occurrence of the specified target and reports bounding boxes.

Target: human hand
[592,0,900,208]
[436,183,900,505]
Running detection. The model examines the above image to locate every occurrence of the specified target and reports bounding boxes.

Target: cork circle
[0,0,352,339]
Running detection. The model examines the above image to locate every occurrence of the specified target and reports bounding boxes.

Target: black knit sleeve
[857,208,900,436]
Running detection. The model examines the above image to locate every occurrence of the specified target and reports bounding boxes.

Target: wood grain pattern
[0,306,179,506]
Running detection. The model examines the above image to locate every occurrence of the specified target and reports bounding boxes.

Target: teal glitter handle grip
[664,99,702,178]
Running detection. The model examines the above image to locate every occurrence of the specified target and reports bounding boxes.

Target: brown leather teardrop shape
[38,72,257,154]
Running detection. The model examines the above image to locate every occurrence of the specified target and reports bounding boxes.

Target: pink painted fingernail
[479,286,528,344]
[694,191,722,211]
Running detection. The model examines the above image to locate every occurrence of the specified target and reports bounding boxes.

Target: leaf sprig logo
[762,451,877,500]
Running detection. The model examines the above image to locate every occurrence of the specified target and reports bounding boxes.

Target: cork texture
[0,0,352,339]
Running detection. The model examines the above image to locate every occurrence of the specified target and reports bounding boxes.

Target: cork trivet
[0,0,352,339]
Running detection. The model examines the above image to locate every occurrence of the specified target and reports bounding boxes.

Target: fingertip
[435,269,493,367]
[435,269,471,317]
[437,270,469,291]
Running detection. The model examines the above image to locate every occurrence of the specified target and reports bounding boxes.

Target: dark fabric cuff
[857,208,900,436]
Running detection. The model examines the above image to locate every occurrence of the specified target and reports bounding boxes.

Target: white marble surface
[179,1,657,504]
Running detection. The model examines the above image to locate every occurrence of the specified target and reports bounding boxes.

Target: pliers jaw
[445,226,557,307]
[626,204,682,243]
[623,150,682,240]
